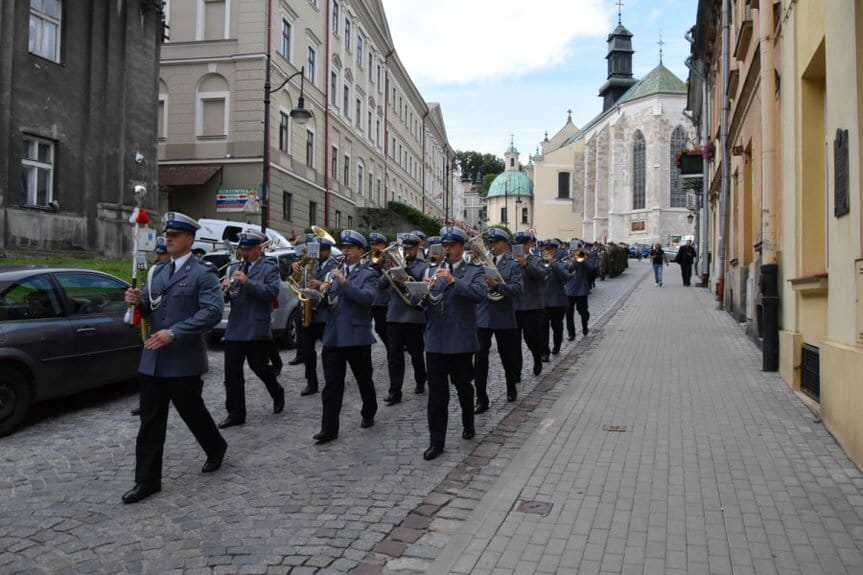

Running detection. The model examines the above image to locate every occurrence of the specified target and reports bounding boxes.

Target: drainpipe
[718,0,731,308]
[421,110,428,214]
[383,49,394,205]
[701,64,711,286]
[759,1,779,371]
[323,0,331,227]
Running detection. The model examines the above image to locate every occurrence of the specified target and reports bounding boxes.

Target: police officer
[297,236,339,396]
[541,240,569,360]
[313,230,379,444]
[217,229,286,429]
[381,233,427,405]
[475,228,524,412]
[412,230,428,261]
[566,249,595,338]
[512,231,548,377]
[122,212,227,504]
[423,226,486,461]
[369,232,390,351]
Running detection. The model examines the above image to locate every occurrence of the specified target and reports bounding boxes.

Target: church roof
[487,171,533,199]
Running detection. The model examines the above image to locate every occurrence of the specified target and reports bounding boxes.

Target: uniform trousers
[299,322,326,386]
[320,345,377,436]
[135,375,226,485]
[224,341,285,421]
[544,307,566,353]
[372,306,389,349]
[474,328,521,404]
[265,338,283,370]
[386,322,427,396]
[516,309,545,366]
[566,296,590,337]
[426,352,475,449]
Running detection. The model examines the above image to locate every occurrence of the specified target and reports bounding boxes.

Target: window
[557,172,571,199]
[670,126,688,208]
[368,53,373,82]
[203,0,227,41]
[305,129,315,167]
[345,18,351,50]
[157,96,167,139]
[21,136,54,206]
[201,97,226,136]
[56,273,127,315]
[330,71,338,107]
[355,98,362,129]
[29,0,62,63]
[332,0,339,34]
[376,64,382,90]
[343,84,350,118]
[283,191,293,221]
[309,201,318,225]
[335,210,342,227]
[632,130,646,210]
[280,18,291,60]
[278,111,289,153]
[368,173,373,198]
[368,111,373,140]
[343,154,350,184]
[306,47,316,85]
[501,207,508,223]
[357,163,364,195]
[0,274,63,321]
[347,215,353,228]
[376,179,381,203]
[522,207,529,224]
[196,73,229,138]
[331,146,338,179]
[376,119,381,147]
[357,35,364,66]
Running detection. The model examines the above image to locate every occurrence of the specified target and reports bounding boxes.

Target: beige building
[157,0,454,235]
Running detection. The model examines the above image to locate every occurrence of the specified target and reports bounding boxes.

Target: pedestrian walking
[512,231,548,377]
[565,249,594,338]
[369,232,390,351]
[676,240,698,286]
[217,229,286,429]
[121,212,227,504]
[651,243,667,287]
[541,239,569,359]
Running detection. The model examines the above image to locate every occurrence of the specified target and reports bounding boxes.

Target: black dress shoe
[533,362,543,376]
[567,334,576,341]
[384,393,402,406]
[423,446,444,461]
[414,385,426,395]
[130,407,141,416]
[217,416,244,429]
[121,483,161,504]
[552,347,561,355]
[540,353,550,363]
[288,357,304,366]
[361,418,375,429]
[475,403,489,415]
[271,365,283,377]
[202,447,226,473]
[507,392,518,402]
[313,431,338,444]
[300,384,318,396]
[462,429,475,440]
[583,328,590,336]
[273,396,285,414]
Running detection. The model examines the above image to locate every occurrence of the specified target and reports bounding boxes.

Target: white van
[192,219,292,255]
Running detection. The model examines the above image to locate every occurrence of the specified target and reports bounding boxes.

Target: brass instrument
[288,226,335,327]
[222,238,272,298]
[465,234,505,302]
[422,257,447,307]
[574,249,588,264]
[379,242,419,307]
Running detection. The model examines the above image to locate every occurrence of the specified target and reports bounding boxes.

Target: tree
[480,173,498,197]
[455,150,504,185]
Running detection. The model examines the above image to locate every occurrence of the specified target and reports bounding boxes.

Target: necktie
[242,261,250,275]
[494,256,499,266]
[169,261,176,278]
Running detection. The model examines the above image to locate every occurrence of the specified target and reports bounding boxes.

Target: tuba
[465,234,505,302]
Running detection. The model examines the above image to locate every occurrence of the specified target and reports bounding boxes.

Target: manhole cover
[516,500,553,516]
[603,425,627,432]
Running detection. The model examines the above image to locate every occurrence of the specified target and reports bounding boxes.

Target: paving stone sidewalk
[427,271,863,575]
[0,264,647,575]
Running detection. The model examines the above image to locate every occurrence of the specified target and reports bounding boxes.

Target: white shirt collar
[171,252,193,271]
[450,258,463,272]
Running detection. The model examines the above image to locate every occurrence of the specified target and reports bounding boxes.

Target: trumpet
[574,249,588,263]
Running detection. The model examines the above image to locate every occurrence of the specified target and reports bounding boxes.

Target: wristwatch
[168,329,176,340]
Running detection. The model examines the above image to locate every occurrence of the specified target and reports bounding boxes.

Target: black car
[0,267,142,436]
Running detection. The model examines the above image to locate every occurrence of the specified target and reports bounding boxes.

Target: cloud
[381,0,610,86]
[648,8,663,23]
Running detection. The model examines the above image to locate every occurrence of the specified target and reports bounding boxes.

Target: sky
[380,0,698,159]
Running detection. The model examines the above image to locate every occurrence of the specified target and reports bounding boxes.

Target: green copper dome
[487,170,533,198]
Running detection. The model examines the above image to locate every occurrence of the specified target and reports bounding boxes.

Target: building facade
[158,0,454,236]
[485,143,534,234]
[532,21,697,245]
[0,0,163,256]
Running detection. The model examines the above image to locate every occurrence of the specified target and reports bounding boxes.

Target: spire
[598,10,636,112]
[616,0,623,25]
[658,30,665,65]
[504,137,520,171]
[567,109,573,123]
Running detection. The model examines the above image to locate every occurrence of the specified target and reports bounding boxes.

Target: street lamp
[687,212,695,224]
[262,43,311,234]
[515,197,523,233]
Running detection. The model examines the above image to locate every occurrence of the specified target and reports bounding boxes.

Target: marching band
[122,211,597,501]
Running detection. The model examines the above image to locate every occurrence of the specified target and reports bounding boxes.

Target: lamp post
[515,196,523,233]
[262,12,312,234]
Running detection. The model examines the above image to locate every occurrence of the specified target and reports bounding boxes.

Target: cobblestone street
[0,263,647,575]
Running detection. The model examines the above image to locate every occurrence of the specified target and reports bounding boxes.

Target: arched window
[670,126,688,207]
[196,74,229,138]
[632,130,646,210]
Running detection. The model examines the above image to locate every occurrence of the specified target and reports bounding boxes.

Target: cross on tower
[658,31,665,64]
[615,0,624,24]
[510,133,515,146]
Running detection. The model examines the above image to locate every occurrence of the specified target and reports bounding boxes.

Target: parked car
[192,219,292,256]
[205,247,303,348]
[0,267,143,436]
[628,243,651,259]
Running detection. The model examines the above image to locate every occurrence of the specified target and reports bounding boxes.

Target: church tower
[598,15,637,112]
[504,137,520,171]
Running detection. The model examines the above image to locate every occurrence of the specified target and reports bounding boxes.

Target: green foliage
[386,201,442,237]
[0,257,133,283]
[456,150,504,188]
[480,173,498,197]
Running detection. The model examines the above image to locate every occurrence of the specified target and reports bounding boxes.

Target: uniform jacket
[224,256,281,341]
[321,263,378,348]
[514,253,547,311]
[381,258,428,324]
[137,256,224,377]
[478,253,524,330]
[565,260,594,298]
[544,253,570,308]
[425,261,486,354]
[371,262,391,307]
[313,256,340,324]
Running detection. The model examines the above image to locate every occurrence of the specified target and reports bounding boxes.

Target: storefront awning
[159,165,222,187]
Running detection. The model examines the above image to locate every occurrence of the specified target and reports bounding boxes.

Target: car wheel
[278,309,298,349]
[0,366,33,437]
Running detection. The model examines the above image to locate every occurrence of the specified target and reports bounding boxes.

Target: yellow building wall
[532,142,584,240]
